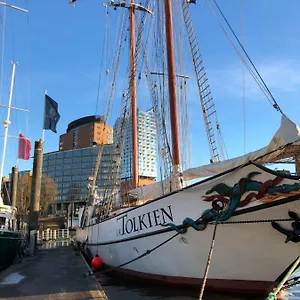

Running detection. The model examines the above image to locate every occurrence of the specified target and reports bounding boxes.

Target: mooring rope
[266,256,300,300]
[199,220,218,300]
[81,232,180,276]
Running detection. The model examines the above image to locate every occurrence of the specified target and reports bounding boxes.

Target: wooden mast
[130,0,138,189]
[98,1,153,195]
[164,0,181,169]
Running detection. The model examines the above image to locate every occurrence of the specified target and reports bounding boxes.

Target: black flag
[43,95,60,133]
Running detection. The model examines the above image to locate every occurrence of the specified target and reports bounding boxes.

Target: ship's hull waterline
[76,163,300,294]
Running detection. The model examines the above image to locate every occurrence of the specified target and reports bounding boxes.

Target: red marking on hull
[96,264,275,295]
[202,195,229,203]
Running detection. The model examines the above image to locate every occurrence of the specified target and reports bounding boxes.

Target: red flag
[18,133,31,160]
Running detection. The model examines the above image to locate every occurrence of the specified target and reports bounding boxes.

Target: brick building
[59,115,113,151]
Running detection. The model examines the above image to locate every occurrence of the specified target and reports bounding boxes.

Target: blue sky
[1,0,300,176]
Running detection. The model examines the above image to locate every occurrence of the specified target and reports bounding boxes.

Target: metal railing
[37,229,70,242]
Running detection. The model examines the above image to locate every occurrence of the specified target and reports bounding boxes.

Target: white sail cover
[130,115,300,200]
[183,114,300,179]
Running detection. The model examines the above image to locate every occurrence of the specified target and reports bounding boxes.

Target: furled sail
[130,114,300,200]
[183,114,300,179]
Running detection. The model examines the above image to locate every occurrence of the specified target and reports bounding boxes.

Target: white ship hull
[76,163,300,294]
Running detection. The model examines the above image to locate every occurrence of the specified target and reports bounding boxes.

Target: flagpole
[0,62,17,205]
[42,89,47,141]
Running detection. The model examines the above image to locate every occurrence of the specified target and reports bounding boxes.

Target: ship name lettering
[116,205,174,236]
[153,209,160,226]
[138,214,148,230]
[133,217,139,232]
[147,212,153,227]
[125,218,133,234]
[116,214,127,235]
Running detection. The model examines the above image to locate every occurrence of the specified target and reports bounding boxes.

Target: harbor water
[95,270,300,300]
[96,269,300,300]
[287,268,300,300]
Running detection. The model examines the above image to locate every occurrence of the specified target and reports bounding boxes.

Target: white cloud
[206,58,300,100]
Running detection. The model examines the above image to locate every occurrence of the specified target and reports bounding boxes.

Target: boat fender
[91,254,103,270]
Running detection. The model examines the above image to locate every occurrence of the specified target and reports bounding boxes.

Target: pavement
[0,244,108,300]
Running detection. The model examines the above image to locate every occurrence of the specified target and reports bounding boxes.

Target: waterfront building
[42,145,120,214]
[59,115,113,151]
[114,108,157,181]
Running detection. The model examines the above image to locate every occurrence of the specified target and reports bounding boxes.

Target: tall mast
[130,0,138,189]
[0,62,16,205]
[85,1,153,199]
[0,3,28,205]
[164,0,181,171]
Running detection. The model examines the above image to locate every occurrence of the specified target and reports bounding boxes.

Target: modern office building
[114,108,157,185]
[42,145,120,214]
[59,115,113,151]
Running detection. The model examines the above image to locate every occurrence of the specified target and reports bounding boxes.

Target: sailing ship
[75,0,300,294]
[0,3,29,270]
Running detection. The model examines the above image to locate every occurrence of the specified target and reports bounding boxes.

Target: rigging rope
[91,8,127,199]
[95,5,109,115]
[182,0,227,163]
[96,0,155,214]
[206,0,283,114]
[25,12,30,139]
[266,256,300,300]
[174,0,191,171]
[205,1,269,101]
[102,0,154,212]
[0,3,6,105]
[141,39,172,183]
[241,0,246,154]
[156,0,173,178]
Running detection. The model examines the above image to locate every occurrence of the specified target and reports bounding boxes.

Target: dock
[0,244,107,300]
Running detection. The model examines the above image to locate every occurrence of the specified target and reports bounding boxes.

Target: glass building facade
[114,108,157,181]
[42,145,120,212]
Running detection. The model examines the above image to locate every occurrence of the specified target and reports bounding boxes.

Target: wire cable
[208,0,283,114]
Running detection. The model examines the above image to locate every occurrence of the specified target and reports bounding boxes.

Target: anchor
[271,211,300,243]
